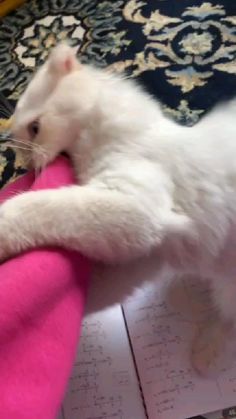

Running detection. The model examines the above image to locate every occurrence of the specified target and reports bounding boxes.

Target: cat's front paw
[0,198,30,262]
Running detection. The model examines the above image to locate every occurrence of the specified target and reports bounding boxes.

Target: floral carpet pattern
[0,0,235,187]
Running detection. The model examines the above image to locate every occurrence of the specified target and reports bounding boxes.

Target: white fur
[5,43,236,375]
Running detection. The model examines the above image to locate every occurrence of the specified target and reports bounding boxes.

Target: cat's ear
[48,43,79,75]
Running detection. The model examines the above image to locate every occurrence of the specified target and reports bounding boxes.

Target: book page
[61,304,147,419]
[123,276,236,419]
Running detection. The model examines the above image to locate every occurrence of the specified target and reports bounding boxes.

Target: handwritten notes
[61,305,146,419]
[123,278,236,419]
[59,274,236,419]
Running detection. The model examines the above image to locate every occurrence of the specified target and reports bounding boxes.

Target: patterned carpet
[0,0,236,188]
[0,2,236,418]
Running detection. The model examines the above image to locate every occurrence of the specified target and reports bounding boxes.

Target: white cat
[4,43,236,376]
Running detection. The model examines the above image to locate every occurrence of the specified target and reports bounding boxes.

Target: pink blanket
[0,156,90,418]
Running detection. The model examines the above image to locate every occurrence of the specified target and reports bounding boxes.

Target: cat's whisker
[11,139,47,157]
[11,139,34,150]
[34,145,47,155]
[10,144,33,152]
[21,153,32,164]
[12,138,28,145]
[21,140,46,155]
[33,149,48,163]
[10,138,32,146]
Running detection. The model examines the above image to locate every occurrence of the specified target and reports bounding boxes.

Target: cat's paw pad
[191,322,234,378]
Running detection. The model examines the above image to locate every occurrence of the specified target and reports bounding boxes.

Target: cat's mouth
[31,149,50,171]
[31,145,64,172]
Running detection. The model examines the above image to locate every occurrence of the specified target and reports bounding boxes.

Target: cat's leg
[0,185,189,263]
[191,276,236,377]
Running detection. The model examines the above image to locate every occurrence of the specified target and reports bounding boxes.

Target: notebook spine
[121,306,149,419]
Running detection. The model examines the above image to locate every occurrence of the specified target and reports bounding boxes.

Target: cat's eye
[28,120,40,139]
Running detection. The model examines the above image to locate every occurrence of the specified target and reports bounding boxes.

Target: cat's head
[11,43,92,169]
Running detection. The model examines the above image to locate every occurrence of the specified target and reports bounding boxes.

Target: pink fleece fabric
[0,156,90,418]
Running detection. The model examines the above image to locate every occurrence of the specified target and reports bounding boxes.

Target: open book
[59,276,236,419]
